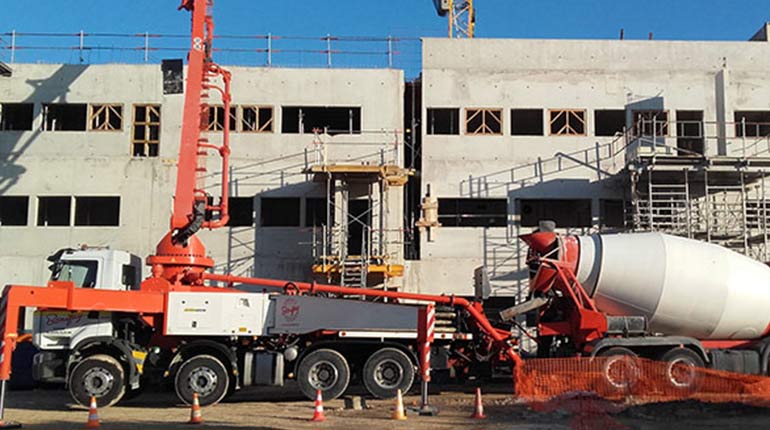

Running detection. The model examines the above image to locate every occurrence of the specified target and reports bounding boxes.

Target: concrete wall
[0,64,404,288]
[407,37,770,298]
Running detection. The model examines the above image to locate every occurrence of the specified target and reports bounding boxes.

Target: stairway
[341,257,366,288]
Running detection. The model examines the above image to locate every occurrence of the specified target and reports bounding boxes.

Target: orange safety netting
[515,357,770,406]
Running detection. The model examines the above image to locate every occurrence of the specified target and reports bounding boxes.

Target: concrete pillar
[715,67,729,156]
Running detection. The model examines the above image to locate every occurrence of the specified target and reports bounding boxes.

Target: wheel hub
[188,366,218,396]
[667,358,696,388]
[309,360,339,390]
[83,367,115,397]
[604,356,639,389]
[374,359,403,389]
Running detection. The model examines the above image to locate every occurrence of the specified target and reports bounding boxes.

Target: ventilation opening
[281,106,361,135]
[0,103,34,131]
[519,199,592,228]
[260,197,300,227]
[37,197,71,226]
[75,197,120,226]
[511,109,544,136]
[426,108,459,135]
[0,196,29,226]
[227,197,254,227]
[734,111,770,137]
[594,110,626,137]
[438,198,507,227]
[43,104,87,131]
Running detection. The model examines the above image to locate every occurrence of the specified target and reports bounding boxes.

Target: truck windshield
[51,260,98,288]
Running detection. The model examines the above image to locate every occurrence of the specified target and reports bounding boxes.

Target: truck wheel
[68,354,126,408]
[297,349,350,401]
[659,347,704,392]
[362,348,415,399]
[596,347,640,392]
[175,355,229,406]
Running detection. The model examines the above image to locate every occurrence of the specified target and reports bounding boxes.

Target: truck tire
[596,347,640,392]
[362,348,415,399]
[297,349,350,401]
[659,347,704,392]
[68,354,126,408]
[175,355,229,406]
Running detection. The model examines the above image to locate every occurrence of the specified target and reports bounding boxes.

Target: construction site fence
[0,31,423,75]
[517,356,770,407]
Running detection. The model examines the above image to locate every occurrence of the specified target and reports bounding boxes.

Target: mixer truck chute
[513,230,770,390]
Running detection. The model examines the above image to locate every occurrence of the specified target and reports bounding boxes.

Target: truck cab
[47,248,143,291]
[32,248,146,404]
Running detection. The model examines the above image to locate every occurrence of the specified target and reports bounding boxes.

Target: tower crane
[433,0,475,38]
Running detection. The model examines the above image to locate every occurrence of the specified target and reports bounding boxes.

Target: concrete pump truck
[0,0,521,410]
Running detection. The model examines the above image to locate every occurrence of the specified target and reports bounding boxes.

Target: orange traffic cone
[470,387,487,419]
[310,390,326,422]
[85,396,100,429]
[188,392,203,425]
[391,388,407,420]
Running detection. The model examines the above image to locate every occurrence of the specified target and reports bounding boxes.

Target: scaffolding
[306,131,412,290]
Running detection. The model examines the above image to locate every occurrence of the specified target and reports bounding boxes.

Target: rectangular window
[0,103,34,131]
[207,106,237,132]
[510,109,543,136]
[633,110,669,136]
[0,196,29,226]
[241,106,273,133]
[549,109,586,136]
[74,197,120,226]
[438,198,507,227]
[519,199,592,228]
[89,104,123,131]
[260,197,300,227]
[594,109,626,137]
[426,108,460,135]
[37,196,71,227]
[734,111,770,137]
[281,106,361,135]
[676,110,704,155]
[305,197,328,227]
[42,104,87,131]
[132,104,161,157]
[227,197,254,227]
[465,108,502,135]
[600,199,625,228]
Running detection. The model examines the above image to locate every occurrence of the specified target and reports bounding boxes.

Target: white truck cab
[48,248,143,291]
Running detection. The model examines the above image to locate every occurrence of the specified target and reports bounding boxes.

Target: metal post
[326,34,332,67]
[705,169,711,242]
[595,142,602,180]
[647,169,654,230]
[763,171,768,261]
[684,169,691,238]
[79,30,85,63]
[267,33,272,66]
[742,117,747,157]
[741,171,749,254]
[144,32,150,63]
[387,35,393,68]
[9,30,15,64]
[414,305,438,416]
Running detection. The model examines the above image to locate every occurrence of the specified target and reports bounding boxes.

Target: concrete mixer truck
[509,228,770,391]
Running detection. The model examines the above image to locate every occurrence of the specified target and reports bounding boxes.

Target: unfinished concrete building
[2,26,770,308]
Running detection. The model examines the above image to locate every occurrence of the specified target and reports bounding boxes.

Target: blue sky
[1,1,769,73]
[1,0,768,40]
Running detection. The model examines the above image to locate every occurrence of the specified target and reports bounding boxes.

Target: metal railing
[0,30,422,75]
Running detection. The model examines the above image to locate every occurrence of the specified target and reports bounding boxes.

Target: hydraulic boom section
[147,0,232,284]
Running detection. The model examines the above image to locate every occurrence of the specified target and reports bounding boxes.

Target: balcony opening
[519,199,591,228]
[75,197,120,226]
[37,196,71,226]
[282,106,361,135]
[260,197,300,227]
[594,109,626,137]
[0,103,34,131]
[438,198,507,227]
[42,104,87,131]
[511,109,543,136]
[426,108,460,135]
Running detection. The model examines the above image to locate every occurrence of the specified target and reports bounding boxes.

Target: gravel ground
[4,383,770,430]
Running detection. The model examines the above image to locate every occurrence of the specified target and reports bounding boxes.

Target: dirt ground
[5,383,770,430]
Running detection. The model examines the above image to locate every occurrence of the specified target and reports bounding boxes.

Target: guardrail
[0,30,422,75]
